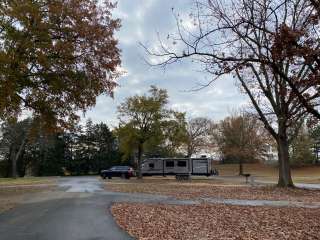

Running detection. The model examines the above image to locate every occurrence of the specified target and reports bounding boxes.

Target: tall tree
[0,0,121,128]
[93,123,120,171]
[215,114,269,175]
[117,86,170,179]
[268,0,320,120]
[145,0,314,187]
[66,120,121,175]
[290,125,316,166]
[186,117,212,157]
[147,111,188,157]
[0,118,33,178]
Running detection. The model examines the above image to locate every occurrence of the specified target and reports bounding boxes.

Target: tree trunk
[10,136,27,179]
[187,145,192,158]
[239,158,243,176]
[277,127,294,187]
[137,143,143,179]
[10,145,17,179]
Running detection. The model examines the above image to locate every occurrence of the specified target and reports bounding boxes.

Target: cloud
[83,0,249,127]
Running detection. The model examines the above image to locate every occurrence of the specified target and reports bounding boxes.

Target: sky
[82,0,249,128]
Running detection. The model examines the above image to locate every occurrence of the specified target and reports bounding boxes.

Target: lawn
[0,186,55,213]
[0,177,57,186]
[112,203,320,240]
[104,164,320,202]
[215,163,278,177]
[105,178,320,202]
[0,177,57,213]
[215,163,320,183]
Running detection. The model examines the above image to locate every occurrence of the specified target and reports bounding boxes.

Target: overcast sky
[82,0,249,127]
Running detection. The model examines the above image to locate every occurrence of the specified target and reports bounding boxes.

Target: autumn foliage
[0,0,121,128]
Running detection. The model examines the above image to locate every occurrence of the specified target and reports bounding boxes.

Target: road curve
[0,177,133,240]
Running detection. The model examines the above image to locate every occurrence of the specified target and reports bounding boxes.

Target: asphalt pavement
[0,177,134,240]
[0,176,199,240]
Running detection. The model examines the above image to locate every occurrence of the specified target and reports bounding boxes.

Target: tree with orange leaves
[0,0,121,129]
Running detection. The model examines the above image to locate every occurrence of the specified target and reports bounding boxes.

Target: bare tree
[144,0,318,187]
[268,0,320,120]
[310,0,320,15]
[186,117,212,157]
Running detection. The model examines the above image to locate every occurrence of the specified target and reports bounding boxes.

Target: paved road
[0,177,198,240]
[1,177,320,240]
[0,177,134,240]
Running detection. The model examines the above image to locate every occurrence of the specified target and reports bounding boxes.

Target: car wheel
[108,176,112,179]
[102,174,106,179]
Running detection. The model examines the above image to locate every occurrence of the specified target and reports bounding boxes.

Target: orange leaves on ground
[112,203,320,240]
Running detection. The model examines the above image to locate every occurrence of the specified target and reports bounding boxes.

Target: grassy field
[104,163,320,201]
[0,177,57,214]
[105,179,320,202]
[215,163,320,183]
[0,177,57,186]
[0,177,57,213]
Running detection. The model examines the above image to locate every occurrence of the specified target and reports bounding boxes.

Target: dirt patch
[106,180,320,203]
[112,202,320,240]
[0,186,55,213]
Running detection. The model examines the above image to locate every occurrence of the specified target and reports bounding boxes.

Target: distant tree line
[1,86,319,178]
[0,119,123,177]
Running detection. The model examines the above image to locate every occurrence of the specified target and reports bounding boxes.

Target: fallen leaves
[112,203,320,240]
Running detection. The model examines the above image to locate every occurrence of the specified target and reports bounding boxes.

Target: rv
[141,157,216,176]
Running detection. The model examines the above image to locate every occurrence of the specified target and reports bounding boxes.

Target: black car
[100,166,134,179]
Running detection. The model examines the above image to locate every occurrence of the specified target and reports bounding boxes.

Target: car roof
[111,166,131,168]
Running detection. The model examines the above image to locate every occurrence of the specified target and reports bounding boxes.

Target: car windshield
[110,166,129,170]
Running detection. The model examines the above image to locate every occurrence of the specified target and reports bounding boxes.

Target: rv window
[166,161,174,167]
[177,161,187,167]
[149,163,154,169]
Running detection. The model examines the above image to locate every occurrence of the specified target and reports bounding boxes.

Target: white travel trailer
[141,157,214,176]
